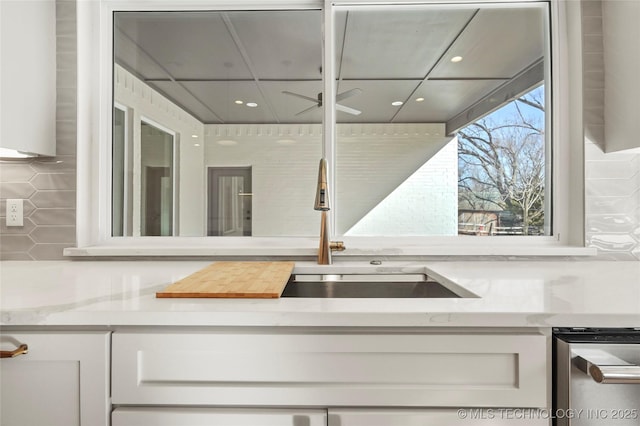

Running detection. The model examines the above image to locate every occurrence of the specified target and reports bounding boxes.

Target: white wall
[344,138,458,236]
[114,65,205,236]
[336,126,456,236]
[205,125,322,237]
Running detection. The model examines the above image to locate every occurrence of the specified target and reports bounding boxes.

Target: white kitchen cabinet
[328,409,549,425]
[112,329,547,408]
[0,0,56,156]
[113,407,327,426]
[0,331,110,426]
[602,0,640,152]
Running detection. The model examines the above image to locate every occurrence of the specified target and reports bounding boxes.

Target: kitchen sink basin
[281,273,464,298]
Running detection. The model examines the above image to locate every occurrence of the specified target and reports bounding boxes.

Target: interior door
[139,120,174,237]
[144,166,172,236]
[208,167,252,236]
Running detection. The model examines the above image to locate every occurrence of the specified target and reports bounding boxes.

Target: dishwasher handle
[573,349,640,384]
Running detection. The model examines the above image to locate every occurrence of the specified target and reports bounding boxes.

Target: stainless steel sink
[281,273,464,298]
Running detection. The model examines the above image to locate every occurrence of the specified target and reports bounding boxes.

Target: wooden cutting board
[156,261,295,298]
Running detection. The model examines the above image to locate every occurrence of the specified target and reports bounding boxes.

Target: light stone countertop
[0,260,638,328]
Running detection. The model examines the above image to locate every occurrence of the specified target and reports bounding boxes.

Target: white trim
[64,236,595,257]
[552,0,585,247]
[70,0,590,258]
[112,103,129,236]
[323,0,337,235]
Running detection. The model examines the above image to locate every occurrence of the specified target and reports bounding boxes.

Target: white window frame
[69,0,593,257]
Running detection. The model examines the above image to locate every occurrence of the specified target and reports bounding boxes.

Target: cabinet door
[603,0,640,152]
[0,0,56,156]
[113,407,327,426]
[329,409,549,425]
[0,332,110,426]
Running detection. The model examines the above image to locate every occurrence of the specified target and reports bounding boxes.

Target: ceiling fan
[282,88,363,116]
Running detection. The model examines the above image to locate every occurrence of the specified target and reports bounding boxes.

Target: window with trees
[458,85,547,236]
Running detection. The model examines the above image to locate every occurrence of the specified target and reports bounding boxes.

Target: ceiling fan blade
[336,103,362,116]
[295,104,321,116]
[282,91,319,104]
[336,88,362,102]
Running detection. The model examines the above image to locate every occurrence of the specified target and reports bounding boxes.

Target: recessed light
[234,100,244,105]
[191,134,198,138]
[276,139,296,145]
[193,143,201,147]
[246,102,258,108]
[415,97,425,102]
[391,101,403,106]
[217,139,238,146]
[451,56,463,63]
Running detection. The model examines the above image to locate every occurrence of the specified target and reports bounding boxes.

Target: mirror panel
[113,9,323,237]
[112,3,550,238]
[334,4,548,236]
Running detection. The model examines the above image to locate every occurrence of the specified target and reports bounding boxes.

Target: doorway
[208,167,252,236]
[139,120,174,237]
[144,166,172,236]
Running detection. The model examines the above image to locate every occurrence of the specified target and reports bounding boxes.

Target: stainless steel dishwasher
[554,328,640,426]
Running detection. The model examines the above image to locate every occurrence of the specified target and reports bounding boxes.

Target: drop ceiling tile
[338,8,475,80]
[179,81,275,124]
[335,80,423,123]
[114,27,169,80]
[394,79,506,123]
[150,81,224,124]
[430,7,545,79]
[115,11,253,80]
[225,10,323,80]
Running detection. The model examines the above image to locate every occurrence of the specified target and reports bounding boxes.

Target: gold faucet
[314,158,345,264]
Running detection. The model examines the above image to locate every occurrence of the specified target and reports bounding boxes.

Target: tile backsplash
[0,0,638,260]
[0,0,76,260]
[585,142,640,260]
[582,0,640,260]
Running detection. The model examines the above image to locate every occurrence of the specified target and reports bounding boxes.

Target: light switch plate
[6,199,24,227]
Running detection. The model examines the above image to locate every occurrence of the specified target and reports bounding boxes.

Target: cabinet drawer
[329,408,549,425]
[112,330,547,407]
[113,407,326,426]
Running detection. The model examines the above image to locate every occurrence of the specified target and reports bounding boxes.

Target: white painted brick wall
[206,124,456,236]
